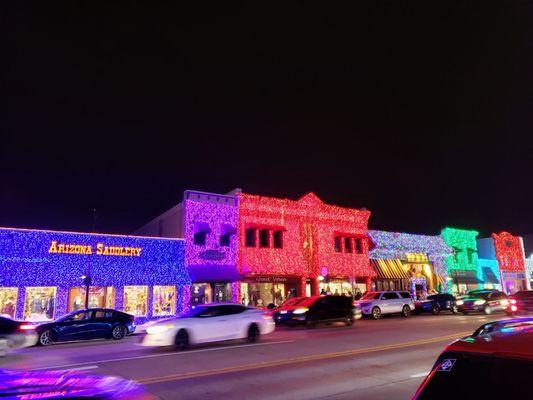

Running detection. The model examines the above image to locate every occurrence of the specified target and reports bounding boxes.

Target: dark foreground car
[0,369,154,399]
[413,318,533,399]
[273,295,360,328]
[507,290,533,315]
[0,316,38,356]
[456,290,509,315]
[414,294,459,315]
[36,308,135,346]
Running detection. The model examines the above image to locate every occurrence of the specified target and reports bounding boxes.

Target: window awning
[371,259,410,280]
[482,267,500,284]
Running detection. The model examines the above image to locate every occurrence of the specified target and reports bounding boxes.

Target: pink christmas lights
[492,232,526,273]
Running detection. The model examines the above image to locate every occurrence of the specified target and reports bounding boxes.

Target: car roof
[446,323,533,359]
[192,302,245,307]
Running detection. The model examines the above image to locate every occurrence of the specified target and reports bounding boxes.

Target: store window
[220,224,235,247]
[273,230,283,248]
[245,228,257,247]
[153,286,176,316]
[344,237,353,253]
[241,282,297,307]
[334,236,342,252]
[190,283,232,305]
[193,222,211,246]
[259,229,270,248]
[68,287,115,312]
[0,287,18,319]
[318,281,353,296]
[23,287,57,321]
[123,286,148,317]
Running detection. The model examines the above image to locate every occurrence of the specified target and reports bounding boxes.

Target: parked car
[415,293,459,315]
[273,295,361,327]
[507,290,533,315]
[456,290,509,315]
[0,316,38,356]
[35,308,135,346]
[355,291,415,319]
[142,303,275,349]
[0,368,154,399]
[413,318,533,399]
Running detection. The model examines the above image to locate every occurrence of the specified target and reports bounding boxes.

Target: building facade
[441,227,480,294]
[491,231,528,293]
[0,228,190,323]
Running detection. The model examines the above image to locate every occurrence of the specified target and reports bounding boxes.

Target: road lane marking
[61,365,100,371]
[410,372,430,378]
[31,340,295,371]
[138,330,473,385]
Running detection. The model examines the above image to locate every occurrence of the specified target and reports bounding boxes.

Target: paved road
[0,313,517,399]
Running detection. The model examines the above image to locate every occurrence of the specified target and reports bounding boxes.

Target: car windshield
[361,292,381,300]
[468,292,490,299]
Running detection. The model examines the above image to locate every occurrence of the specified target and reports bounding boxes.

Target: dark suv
[415,293,459,315]
[273,296,359,328]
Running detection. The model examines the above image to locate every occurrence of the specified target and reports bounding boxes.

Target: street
[0,313,512,399]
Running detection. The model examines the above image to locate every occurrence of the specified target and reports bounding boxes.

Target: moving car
[273,295,361,327]
[472,317,533,336]
[142,303,275,349]
[456,290,509,315]
[414,293,459,315]
[507,290,533,315]
[0,316,38,356]
[413,318,533,399]
[355,291,415,319]
[0,368,153,399]
[35,308,135,346]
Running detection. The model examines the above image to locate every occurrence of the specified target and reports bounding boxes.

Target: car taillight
[510,299,517,305]
[511,305,518,312]
[19,324,36,331]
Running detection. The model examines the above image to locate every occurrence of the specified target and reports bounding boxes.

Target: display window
[0,287,18,319]
[123,286,148,317]
[23,287,57,321]
[153,286,176,316]
[68,287,115,312]
[190,283,232,305]
[319,280,352,296]
[241,282,297,307]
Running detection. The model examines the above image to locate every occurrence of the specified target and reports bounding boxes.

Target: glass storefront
[68,287,115,311]
[124,286,148,317]
[190,283,232,305]
[0,287,18,319]
[153,286,176,316]
[23,287,57,321]
[241,281,298,307]
[318,280,353,296]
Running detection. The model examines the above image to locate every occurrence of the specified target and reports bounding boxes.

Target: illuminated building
[441,227,481,294]
[0,227,190,322]
[368,231,453,296]
[491,232,528,293]
[237,192,373,305]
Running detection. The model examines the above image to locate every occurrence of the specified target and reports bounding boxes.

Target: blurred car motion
[142,303,275,349]
[456,290,509,315]
[413,317,533,399]
[0,368,154,399]
[273,295,360,327]
[414,293,459,315]
[0,316,38,356]
[35,309,135,346]
[507,290,533,315]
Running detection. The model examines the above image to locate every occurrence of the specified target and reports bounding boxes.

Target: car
[141,303,275,349]
[412,318,533,399]
[35,308,135,346]
[273,295,361,327]
[472,317,533,336]
[456,290,509,315]
[0,316,38,356]
[507,290,533,315]
[354,291,415,319]
[414,293,460,315]
[0,368,154,399]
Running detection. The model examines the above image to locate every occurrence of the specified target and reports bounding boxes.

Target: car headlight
[293,308,308,314]
[146,324,173,335]
[474,300,486,305]
[455,300,464,306]
[280,310,287,314]
[500,300,509,306]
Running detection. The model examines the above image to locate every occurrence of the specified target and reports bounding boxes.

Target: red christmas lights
[492,232,526,273]
[237,192,374,280]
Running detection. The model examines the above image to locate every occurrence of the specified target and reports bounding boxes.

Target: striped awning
[371,259,410,280]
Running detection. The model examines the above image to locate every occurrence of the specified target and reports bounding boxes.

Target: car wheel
[371,307,381,320]
[431,304,441,315]
[402,305,411,317]
[484,306,492,315]
[111,325,127,340]
[452,305,459,314]
[175,329,189,350]
[247,324,260,342]
[344,317,353,327]
[305,318,319,328]
[462,311,469,315]
[38,330,53,346]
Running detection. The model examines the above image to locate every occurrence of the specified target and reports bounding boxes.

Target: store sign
[250,276,291,283]
[48,241,142,257]
[199,250,225,261]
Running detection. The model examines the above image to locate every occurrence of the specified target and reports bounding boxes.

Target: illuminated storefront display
[492,232,528,293]
[441,228,480,294]
[0,227,190,322]
[238,192,373,301]
[369,231,453,297]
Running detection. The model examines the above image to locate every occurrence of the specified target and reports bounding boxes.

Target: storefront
[0,228,190,322]
[441,228,480,295]
[491,232,529,294]
[241,276,300,307]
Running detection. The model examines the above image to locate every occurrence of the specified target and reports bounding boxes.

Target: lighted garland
[441,227,479,273]
[492,232,526,273]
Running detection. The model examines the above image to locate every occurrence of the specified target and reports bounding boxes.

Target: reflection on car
[141,303,275,350]
[35,308,135,346]
[0,316,38,356]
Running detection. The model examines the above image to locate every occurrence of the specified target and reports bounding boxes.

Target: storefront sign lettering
[48,241,142,257]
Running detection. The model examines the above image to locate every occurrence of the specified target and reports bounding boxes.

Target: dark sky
[2,3,533,238]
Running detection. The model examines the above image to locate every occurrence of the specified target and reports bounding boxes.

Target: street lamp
[81,275,92,309]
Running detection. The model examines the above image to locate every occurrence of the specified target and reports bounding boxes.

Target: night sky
[2,3,532,238]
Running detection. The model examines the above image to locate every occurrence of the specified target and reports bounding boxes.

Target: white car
[355,291,415,319]
[141,303,275,349]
